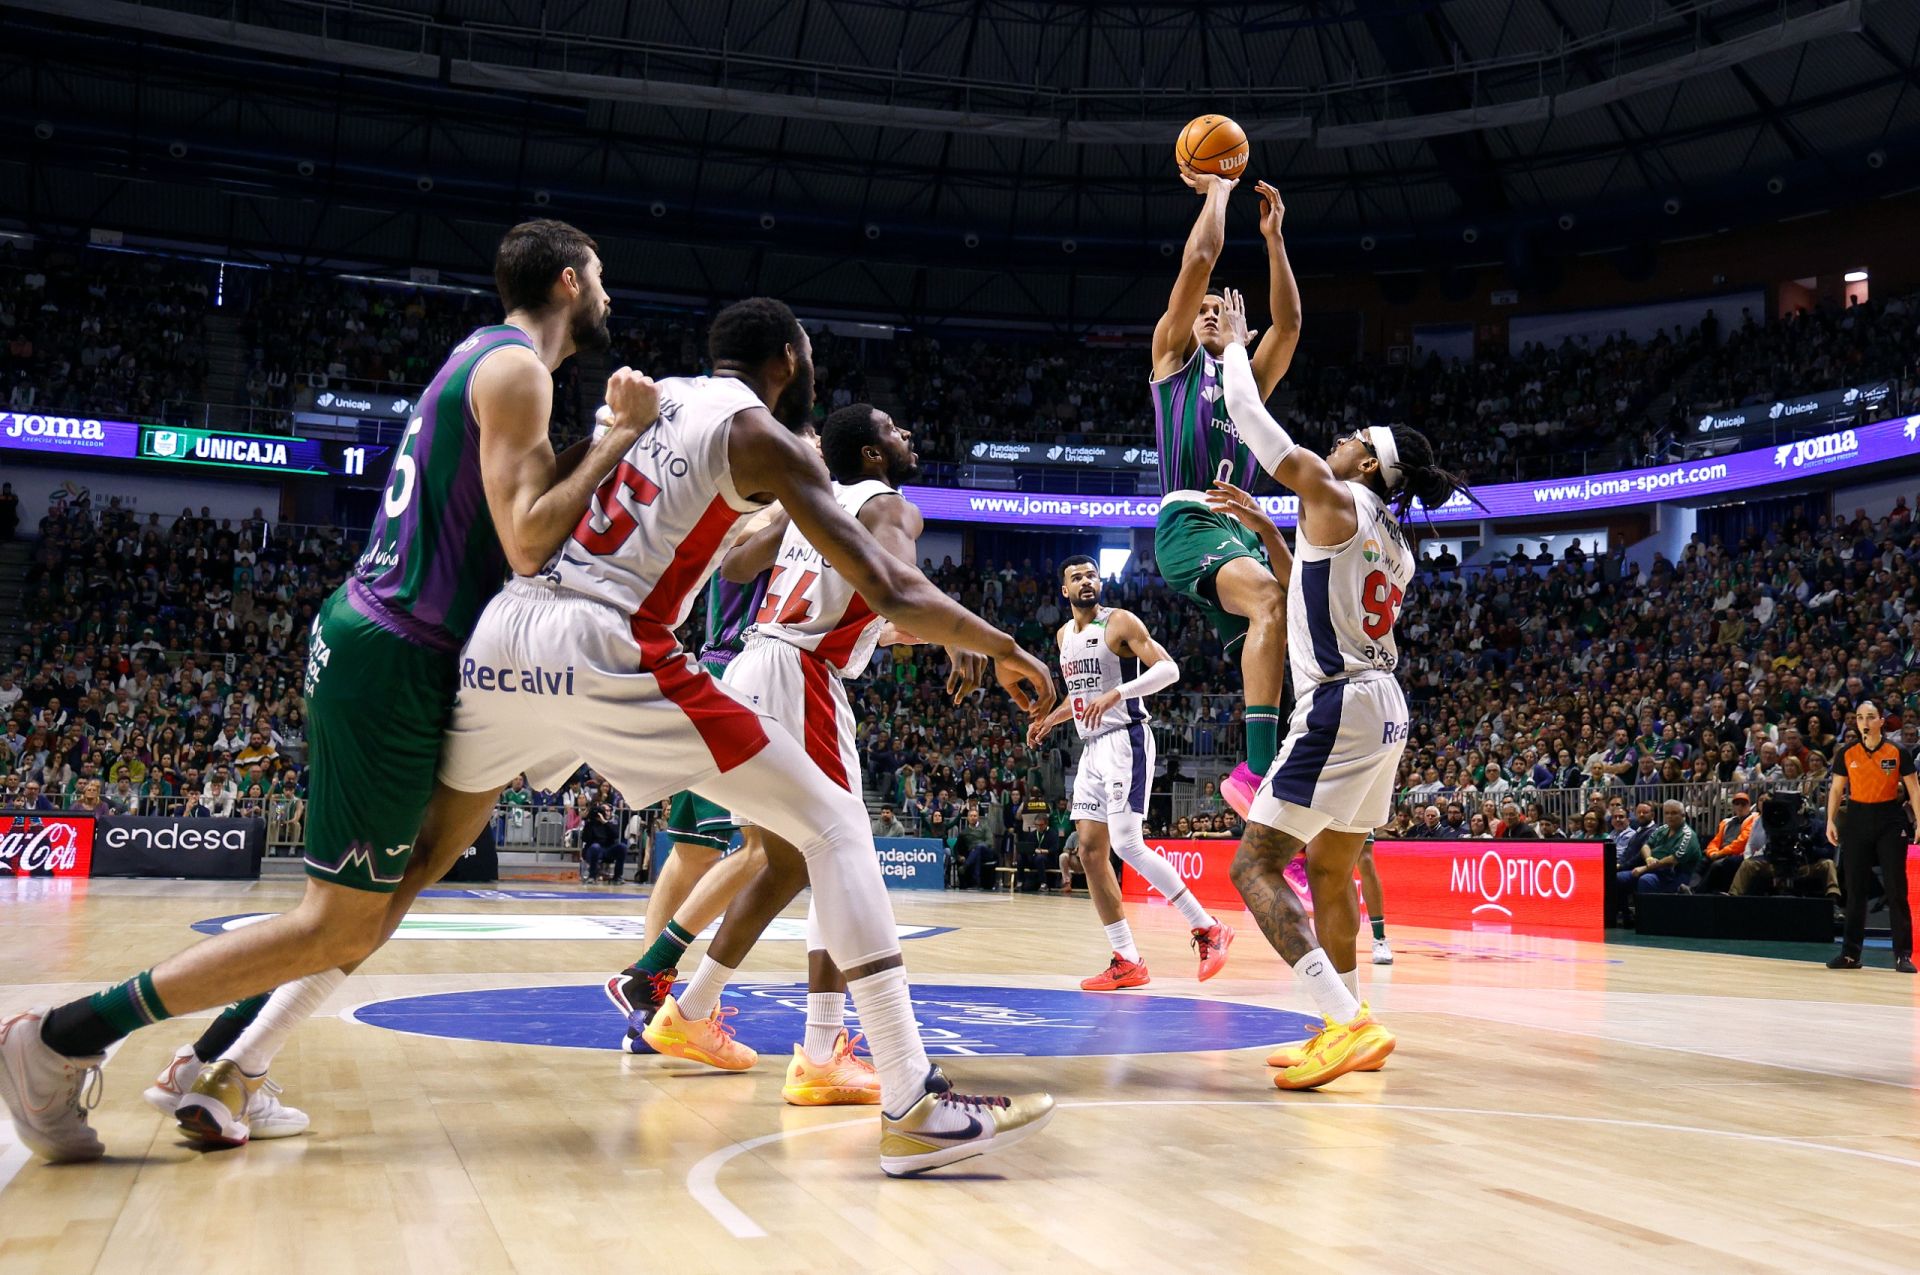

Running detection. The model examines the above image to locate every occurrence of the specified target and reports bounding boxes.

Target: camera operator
[1826,703,1920,972]
[581,800,622,884]
[1730,791,1839,903]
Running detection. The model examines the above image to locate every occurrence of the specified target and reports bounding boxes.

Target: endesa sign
[0,813,96,877]
[1123,838,1610,938]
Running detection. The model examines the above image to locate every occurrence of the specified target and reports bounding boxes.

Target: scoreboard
[0,411,392,485]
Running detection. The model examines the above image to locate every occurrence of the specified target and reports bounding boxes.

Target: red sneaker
[1192,924,1234,981]
[1080,953,1151,991]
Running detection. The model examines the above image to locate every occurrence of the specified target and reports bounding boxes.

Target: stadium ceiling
[3,0,1917,328]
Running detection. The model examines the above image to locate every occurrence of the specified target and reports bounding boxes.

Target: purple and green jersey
[1150,345,1262,494]
[696,572,769,668]
[349,324,531,652]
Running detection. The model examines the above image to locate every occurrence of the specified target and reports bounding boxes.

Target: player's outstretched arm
[475,356,659,575]
[1250,181,1302,397]
[1077,609,1181,730]
[1151,165,1237,379]
[1215,287,1356,545]
[728,409,1055,714]
[854,493,987,701]
[719,506,790,583]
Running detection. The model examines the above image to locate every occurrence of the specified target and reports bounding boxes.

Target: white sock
[1291,947,1362,1022]
[1104,919,1140,961]
[1111,814,1214,929]
[1341,967,1359,999]
[676,956,736,1021]
[803,986,845,1059]
[224,968,346,1076]
[847,966,948,1124]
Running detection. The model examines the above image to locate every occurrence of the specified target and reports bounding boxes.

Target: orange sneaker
[1272,1004,1395,1090]
[639,994,758,1071]
[1080,953,1151,991]
[782,1030,882,1106]
[1192,924,1234,981]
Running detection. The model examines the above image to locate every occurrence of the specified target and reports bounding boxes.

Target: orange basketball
[1175,114,1249,178]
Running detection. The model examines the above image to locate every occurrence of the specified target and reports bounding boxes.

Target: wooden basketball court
[4,876,1919,1273]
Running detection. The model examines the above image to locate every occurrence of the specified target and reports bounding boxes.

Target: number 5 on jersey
[1360,570,1403,640]
[574,462,663,555]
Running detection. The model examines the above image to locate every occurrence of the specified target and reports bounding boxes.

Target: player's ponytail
[1387,425,1484,525]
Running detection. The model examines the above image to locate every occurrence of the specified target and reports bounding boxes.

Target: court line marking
[685,1099,1920,1240]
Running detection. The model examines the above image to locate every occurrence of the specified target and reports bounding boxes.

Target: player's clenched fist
[602,367,661,440]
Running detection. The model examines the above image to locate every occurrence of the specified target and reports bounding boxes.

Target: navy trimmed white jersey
[1057,608,1148,740]
[1287,481,1414,694]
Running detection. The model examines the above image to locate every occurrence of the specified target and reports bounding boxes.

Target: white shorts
[1247,675,1408,843]
[437,578,771,806]
[723,636,861,823]
[1070,722,1155,825]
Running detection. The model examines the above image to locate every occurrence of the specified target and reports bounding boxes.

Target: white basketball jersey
[1287,481,1414,693]
[752,478,896,677]
[1057,608,1148,740]
[548,375,768,663]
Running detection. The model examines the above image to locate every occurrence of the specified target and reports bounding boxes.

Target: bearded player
[1150,168,1301,818]
[1211,287,1473,1089]
[1027,557,1235,989]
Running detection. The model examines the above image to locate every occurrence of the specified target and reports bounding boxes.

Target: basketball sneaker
[1372,937,1394,965]
[1265,1037,1387,1071]
[879,1066,1055,1177]
[1283,853,1311,903]
[0,1009,105,1163]
[174,1060,310,1148]
[1192,924,1235,981]
[1220,762,1261,819]
[781,1030,882,1106]
[639,994,758,1071]
[1080,953,1150,990]
[143,1043,202,1115]
[1272,1004,1396,1090]
[604,967,676,1054]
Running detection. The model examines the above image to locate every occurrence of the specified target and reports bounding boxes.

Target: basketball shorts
[722,636,861,825]
[438,578,771,809]
[303,586,460,893]
[1070,722,1155,825]
[664,657,740,853]
[1153,491,1265,651]
[1246,674,1408,843]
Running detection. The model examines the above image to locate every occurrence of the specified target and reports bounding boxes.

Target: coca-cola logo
[0,815,96,877]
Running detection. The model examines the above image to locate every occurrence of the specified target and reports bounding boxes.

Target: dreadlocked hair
[1384,425,1485,526]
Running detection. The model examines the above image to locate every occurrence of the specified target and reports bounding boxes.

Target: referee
[1826,702,1920,972]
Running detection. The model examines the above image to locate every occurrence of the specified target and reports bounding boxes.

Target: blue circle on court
[351,982,1317,1058]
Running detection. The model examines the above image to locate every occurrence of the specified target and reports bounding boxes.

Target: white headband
[1364,426,1403,491]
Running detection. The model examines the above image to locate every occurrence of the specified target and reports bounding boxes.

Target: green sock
[41,970,172,1057]
[632,920,694,975]
[1246,706,1280,774]
[1371,916,1387,942]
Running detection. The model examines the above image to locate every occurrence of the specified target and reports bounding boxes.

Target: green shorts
[665,658,740,854]
[302,587,460,893]
[1153,496,1265,651]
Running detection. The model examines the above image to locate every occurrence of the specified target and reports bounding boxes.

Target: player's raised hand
[1218,287,1254,347]
[945,647,987,702]
[994,646,1057,717]
[1255,181,1286,239]
[1178,161,1239,198]
[1206,479,1277,539]
[601,368,660,442]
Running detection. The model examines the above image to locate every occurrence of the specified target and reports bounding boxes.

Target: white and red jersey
[547,374,768,666]
[751,478,895,676]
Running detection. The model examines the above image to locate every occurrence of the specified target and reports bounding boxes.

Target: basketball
[1175,114,1249,178]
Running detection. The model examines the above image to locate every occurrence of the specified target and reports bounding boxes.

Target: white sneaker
[174,1059,310,1147]
[0,1008,106,1163]
[143,1043,201,1116]
[1372,938,1394,966]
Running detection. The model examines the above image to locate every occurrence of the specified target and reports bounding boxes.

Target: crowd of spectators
[0,243,210,422]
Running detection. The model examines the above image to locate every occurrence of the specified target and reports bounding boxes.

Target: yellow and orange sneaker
[782,1030,882,1106]
[1265,1037,1387,1071]
[639,994,758,1072]
[1080,953,1151,991]
[1272,1004,1395,1090]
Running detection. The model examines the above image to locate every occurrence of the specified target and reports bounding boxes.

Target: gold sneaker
[175,1060,310,1148]
[879,1067,1055,1177]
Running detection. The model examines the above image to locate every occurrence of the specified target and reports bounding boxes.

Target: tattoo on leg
[1230,824,1316,965]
